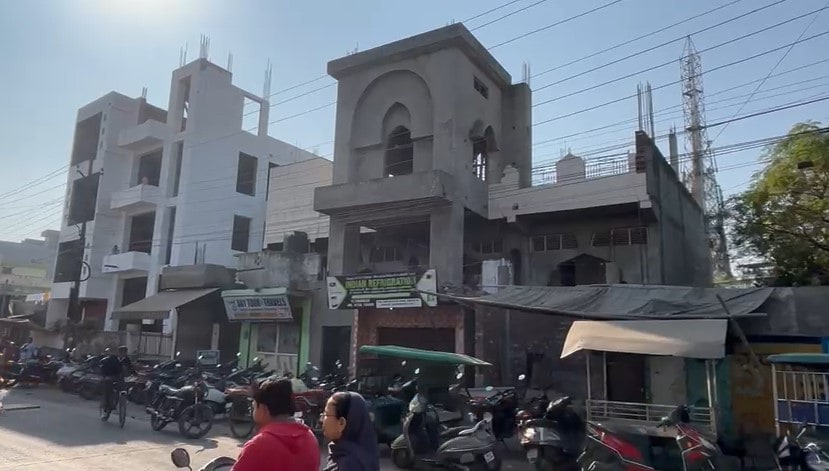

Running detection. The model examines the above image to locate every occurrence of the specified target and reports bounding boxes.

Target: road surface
[0,387,530,470]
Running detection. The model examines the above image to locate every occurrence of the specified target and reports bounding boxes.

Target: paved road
[0,387,530,470]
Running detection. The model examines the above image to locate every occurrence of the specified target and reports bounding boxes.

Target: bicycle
[100,378,128,428]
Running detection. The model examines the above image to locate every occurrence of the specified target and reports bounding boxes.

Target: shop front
[221,287,310,375]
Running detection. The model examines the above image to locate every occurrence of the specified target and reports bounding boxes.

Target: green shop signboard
[326,269,438,309]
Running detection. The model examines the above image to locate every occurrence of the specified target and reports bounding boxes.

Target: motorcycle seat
[159,384,193,397]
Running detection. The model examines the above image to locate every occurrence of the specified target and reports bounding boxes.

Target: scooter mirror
[175,351,181,358]
[485,386,494,392]
[414,368,420,375]
[170,448,191,468]
[518,374,527,381]
[456,373,464,380]
[401,361,407,366]
[236,352,242,357]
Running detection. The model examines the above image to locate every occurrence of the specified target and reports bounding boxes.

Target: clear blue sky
[1,0,827,242]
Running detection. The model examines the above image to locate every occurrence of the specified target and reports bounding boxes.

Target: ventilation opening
[232,215,252,252]
[385,126,413,177]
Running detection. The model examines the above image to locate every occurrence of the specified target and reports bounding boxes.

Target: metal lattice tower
[680,36,733,280]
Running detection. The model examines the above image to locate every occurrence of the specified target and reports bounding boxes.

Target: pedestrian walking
[322,391,380,471]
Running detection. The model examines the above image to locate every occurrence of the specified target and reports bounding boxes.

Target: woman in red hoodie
[232,378,320,471]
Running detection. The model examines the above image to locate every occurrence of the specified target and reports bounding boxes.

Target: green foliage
[728,121,829,285]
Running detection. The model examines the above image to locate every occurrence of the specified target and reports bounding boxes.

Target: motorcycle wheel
[178,403,214,439]
[150,413,167,431]
[228,398,255,439]
[391,448,415,469]
[118,393,128,428]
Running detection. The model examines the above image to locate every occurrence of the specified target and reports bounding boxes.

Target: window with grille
[592,231,611,247]
[472,239,503,254]
[371,246,402,263]
[532,233,578,251]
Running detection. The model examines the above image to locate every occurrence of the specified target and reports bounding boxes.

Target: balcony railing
[102,251,152,275]
[536,156,633,186]
[587,399,714,434]
[110,184,160,213]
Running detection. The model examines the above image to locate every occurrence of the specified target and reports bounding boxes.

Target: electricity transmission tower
[680,37,733,280]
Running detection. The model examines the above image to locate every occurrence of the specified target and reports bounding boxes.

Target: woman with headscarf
[321,391,380,471]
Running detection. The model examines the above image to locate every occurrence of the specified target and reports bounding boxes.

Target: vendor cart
[561,318,724,438]
[767,353,829,436]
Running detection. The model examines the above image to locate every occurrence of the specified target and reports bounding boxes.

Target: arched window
[472,138,487,181]
[385,126,413,177]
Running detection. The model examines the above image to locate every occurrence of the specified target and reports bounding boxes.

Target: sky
[0,0,827,244]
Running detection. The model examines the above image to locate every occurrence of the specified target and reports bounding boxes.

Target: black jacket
[100,355,132,378]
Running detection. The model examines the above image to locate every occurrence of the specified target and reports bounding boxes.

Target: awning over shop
[561,319,728,359]
[111,288,218,321]
[359,345,492,366]
[430,284,772,320]
[221,287,293,322]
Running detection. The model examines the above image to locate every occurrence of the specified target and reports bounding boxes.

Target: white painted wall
[489,166,649,222]
[48,60,320,337]
[265,158,332,245]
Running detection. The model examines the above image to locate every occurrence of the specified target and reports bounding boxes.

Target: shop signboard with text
[221,288,293,321]
[326,269,438,309]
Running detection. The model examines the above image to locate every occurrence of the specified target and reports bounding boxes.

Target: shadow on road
[0,386,235,450]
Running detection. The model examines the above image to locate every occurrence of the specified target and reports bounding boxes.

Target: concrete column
[429,203,464,287]
[327,217,361,276]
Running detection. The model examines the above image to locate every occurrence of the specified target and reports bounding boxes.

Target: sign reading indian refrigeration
[326,269,438,310]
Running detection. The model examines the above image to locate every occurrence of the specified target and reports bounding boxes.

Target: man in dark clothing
[100,346,132,420]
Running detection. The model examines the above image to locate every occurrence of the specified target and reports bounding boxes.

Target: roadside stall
[560,318,726,437]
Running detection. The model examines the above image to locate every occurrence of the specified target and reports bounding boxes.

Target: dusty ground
[0,386,530,470]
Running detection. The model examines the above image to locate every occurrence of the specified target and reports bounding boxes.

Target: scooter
[517,396,584,471]
[579,404,722,471]
[774,423,829,471]
[171,448,235,471]
[391,391,502,471]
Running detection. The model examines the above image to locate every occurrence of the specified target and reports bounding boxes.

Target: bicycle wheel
[118,392,127,428]
[229,397,255,439]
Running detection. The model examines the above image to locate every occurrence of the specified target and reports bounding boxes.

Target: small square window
[473,76,489,99]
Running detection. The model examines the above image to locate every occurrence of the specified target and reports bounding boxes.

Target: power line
[489,0,626,48]
[533,30,829,125]
[462,0,527,24]
[470,0,551,31]
[532,0,790,93]
[709,0,829,144]
[533,5,828,102]
[530,0,745,79]
[532,57,829,147]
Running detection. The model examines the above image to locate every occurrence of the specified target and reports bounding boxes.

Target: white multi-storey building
[44,57,318,345]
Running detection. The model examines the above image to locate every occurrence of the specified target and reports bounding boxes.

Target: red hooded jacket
[232,421,320,471]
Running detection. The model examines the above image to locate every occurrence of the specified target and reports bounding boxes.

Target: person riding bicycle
[100,346,132,420]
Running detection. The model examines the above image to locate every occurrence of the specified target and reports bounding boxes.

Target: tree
[727,121,829,286]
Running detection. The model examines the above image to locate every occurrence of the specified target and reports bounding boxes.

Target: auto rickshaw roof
[767,353,829,366]
[358,345,492,366]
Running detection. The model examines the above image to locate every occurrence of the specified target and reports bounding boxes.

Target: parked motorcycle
[391,387,502,471]
[518,396,584,471]
[145,368,214,439]
[468,383,519,442]
[171,448,235,471]
[774,423,829,471]
[580,404,723,471]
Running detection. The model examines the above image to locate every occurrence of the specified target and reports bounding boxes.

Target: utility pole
[66,158,97,332]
